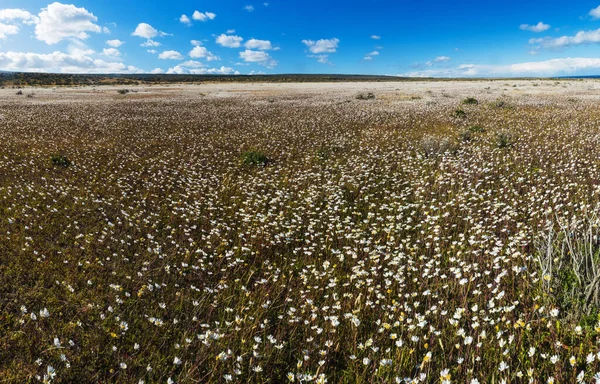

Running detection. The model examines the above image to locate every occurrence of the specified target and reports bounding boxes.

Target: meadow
[3,79,600,383]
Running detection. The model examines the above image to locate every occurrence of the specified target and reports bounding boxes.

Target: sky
[4,1,600,77]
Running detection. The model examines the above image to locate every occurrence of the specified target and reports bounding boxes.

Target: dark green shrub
[494,100,512,109]
[316,149,329,160]
[453,109,466,118]
[469,125,485,133]
[241,150,269,166]
[51,154,71,167]
[459,130,472,142]
[117,89,129,95]
[496,132,513,148]
[462,97,478,105]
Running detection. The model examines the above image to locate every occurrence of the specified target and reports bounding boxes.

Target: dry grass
[2,80,600,383]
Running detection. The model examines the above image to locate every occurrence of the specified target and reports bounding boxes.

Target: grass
[2,83,600,383]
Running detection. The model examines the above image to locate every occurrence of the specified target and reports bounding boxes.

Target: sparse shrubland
[3,82,600,383]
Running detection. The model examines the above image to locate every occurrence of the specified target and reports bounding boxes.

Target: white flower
[363,357,370,365]
[499,361,508,372]
[173,357,182,365]
[120,362,127,369]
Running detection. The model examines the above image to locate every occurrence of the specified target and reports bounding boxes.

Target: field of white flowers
[4,80,600,383]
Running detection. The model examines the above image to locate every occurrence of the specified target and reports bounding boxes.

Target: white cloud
[371,35,381,40]
[0,9,38,24]
[425,56,451,66]
[402,57,600,77]
[190,46,219,61]
[307,54,330,64]
[226,29,236,34]
[239,49,277,68]
[159,50,184,60]
[244,5,255,12]
[520,21,550,32]
[141,39,161,47]
[433,55,451,63]
[591,5,600,19]
[150,68,165,74]
[179,60,206,68]
[167,65,239,75]
[103,48,120,57]
[216,34,243,48]
[180,14,191,25]
[363,51,379,61]
[244,38,273,50]
[132,23,158,39]
[132,22,168,46]
[302,38,339,53]
[0,50,142,73]
[192,11,216,21]
[530,28,600,48]
[0,23,19,39]
[106,39,124,47]
[147,49,157,54]
[35,2,102,44]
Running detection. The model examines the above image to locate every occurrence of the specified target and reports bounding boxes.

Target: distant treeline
[0,72,422,87]
[0,71,574,87]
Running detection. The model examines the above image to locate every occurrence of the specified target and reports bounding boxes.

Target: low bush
[51,154,71,167]
[241,150,269,166]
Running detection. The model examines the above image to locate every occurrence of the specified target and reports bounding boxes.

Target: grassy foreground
[3,83,600,383]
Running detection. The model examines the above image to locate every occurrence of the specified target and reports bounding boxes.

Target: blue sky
[3,1,600,76]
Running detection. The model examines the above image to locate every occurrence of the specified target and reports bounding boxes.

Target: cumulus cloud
[158,50,184,60]
[0,9,38,40]
[132,23,167,47]
[371,35,381,40]
[591,5,600,19]
[106,39,124,47]
[0,23,19,39]
[239,49,277,68]
[530,28,600,48]
[244,5,255,12]
[167,65,239,75]
[0,9,38,24]
[103,48,120,57]
[180,14,191,25]
[244,38,273,50]
[302,38,339,53]
[132,23,158,39]
[35,2,102,44]
[192,11,216,21]
[179,60,206,68]
[520,21,550,32]
[0,50,142,73]
[403,57,600,77]
[150,68,165,74]
[190,46,219,61]
[216,34,243,48]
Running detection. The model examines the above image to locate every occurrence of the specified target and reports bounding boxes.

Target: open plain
[4,79,600,382]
